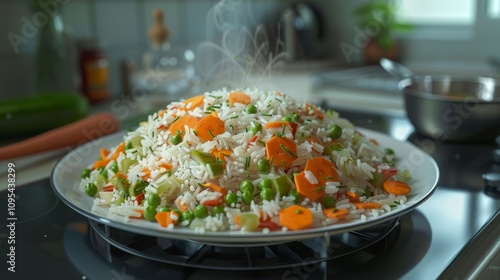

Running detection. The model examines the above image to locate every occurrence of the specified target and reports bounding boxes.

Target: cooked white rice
[81,88,411,233]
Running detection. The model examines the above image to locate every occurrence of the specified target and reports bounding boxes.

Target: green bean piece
[225,192,239,206]
[81,168,91,179]
[273,175,291,196]
[143,205,157,222]
[257,158,271,173]
[194,204,208,219]
[84,183,97,197]
[240,180,255,193]
[329,124,343,140]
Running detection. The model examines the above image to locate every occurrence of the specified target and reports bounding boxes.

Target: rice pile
[80,88,411,233]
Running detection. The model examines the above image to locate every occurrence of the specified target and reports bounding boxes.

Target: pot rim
[398,75,500,103]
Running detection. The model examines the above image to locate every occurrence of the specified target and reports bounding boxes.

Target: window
[395,0,476,25]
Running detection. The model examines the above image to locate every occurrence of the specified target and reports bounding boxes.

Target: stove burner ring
[88,218,400,270]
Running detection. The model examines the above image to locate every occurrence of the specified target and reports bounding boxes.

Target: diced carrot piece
[352,202,382,209]
[323,208,348,219]
[279,205,313,230]
[155,211,179,227]
[228,91,251,106]
[194,114,225,142]
[266,136,297,167]
[201,198,222,206]
[294,171,324,201]
[265,121,290,129]
[183,95,204,110]
[100,148,109,160]
[347,191,360,202]
[304,157,338,186]
[168,115,199,136]
[203,182,227,195]
[383,180,411,195]
[159,162,173,170]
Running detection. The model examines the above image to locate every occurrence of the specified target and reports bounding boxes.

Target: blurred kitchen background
[1,0,500,121]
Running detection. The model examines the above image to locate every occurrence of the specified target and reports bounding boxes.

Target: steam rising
[195,0,285,91]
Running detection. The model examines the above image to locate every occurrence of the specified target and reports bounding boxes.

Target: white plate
[51,128,439,244]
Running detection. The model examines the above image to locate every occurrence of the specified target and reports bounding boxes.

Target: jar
[78,38,110,103]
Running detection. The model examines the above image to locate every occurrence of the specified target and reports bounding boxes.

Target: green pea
[323,196,335,208]
[84,183,97,197]
[240,180,254,193]
[225,192,239,206]
[147,193,161,207]
[290,189,300,204]
[211,205,225,216]
[172,209,183,221]
[291,113,300,122]
[171,133,182,145]
[194,204,208,219]
[110,162,119,173]
[241,190,253,205]
[143,205,157,221]
[159,206,171,212]
[329,124,342,140]
[257,158,271,173]
[250,122,263,135]
[260,188,276,201]
[182,210,195,223]
[245,104,257,114]
[258,178,273,190]
[282,115,292,122]
[81,168,91,179]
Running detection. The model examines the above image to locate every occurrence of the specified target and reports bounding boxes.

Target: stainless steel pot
[399,76,500,142]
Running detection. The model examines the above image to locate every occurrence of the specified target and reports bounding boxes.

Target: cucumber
[0,92,90,138]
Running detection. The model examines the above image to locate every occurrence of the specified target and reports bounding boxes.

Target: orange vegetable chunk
[266,136,297,167]
[279,205,313,230]
[183,95,204,110]
[228,91,251,106]
[168,115,198,135]
[155,211,179,227]
[195,114,225,142]
[352,202,382,209]
[383,180,411,195]
[323,208,348,219]
[294,157,338,201]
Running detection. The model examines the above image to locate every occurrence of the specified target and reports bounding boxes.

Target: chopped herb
[280,143,298,158]
[230,115,239,119]
[295,209,303,214]
[230,125,235,131]
[275,97,282,103]
[288,150,298,158]
[281,124,286,136]
[323,176,335,180]
[244,156,251,170]
[171,116,180,124]
[261,113,272,117]
[269,155,274,165]
[149,147,154,153]
[193,130,198,136]
[313,186,325,192]
[208,130,215,139]
[394,201,401,205]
